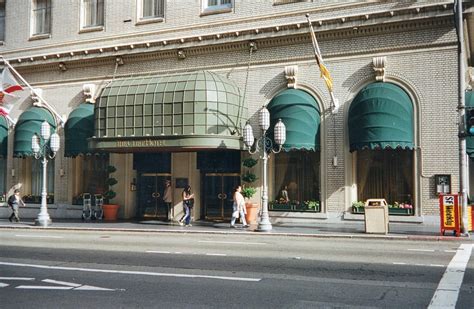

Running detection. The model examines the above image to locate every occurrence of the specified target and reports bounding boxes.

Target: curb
[0,225,470,242]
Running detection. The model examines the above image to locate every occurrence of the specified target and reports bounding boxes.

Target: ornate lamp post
[32,121,60,227]
[243,106,286,232]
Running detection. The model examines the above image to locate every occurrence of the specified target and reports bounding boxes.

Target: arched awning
[267,89,320,151]
[90,71,247,152]
[466,91,474,156]
[348,83,414,152]
[64,103,95,157]
[13,107,56,157]
[0,116,7,157]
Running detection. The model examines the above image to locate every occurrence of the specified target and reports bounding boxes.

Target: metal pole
[35,156,51,227]
[457,0,469,236]
[257,138,272,231]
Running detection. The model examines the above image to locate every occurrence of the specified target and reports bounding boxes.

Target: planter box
[352,206,413,216]
[269,203,321,212]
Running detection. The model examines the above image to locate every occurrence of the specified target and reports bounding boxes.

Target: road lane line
[0,261,261,282]
[428,244,473,308]
[15,235,64,239]
[198,240,267,245]
[16,286,72,290]
[146,251,171,254]
[206,253,227,256]
[0,277,34,280]
[43,279,82,287]
[407,249,435,252]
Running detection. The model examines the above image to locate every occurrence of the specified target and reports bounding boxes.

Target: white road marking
[42,279,81,287]
[198,240,268,245]
[205,253,227,256]
[15,235,64,239]
[392,262,445,268]
[407,249,435,252]
[16,285,72,290]
[0,277,34,280]
[0,283,9,288]
[444,250,457,253]
[428,244,473,308]
[146,250,171,254]
[0,261,261,282]
[392,262,407,265]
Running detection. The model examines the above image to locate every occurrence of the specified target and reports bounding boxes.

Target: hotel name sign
[116,139,166,147]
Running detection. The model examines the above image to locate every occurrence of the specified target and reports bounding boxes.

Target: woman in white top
[230,185,248,228]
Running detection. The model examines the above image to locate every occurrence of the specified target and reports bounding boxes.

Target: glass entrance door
[137,173,171,220]
[203,173,240,220]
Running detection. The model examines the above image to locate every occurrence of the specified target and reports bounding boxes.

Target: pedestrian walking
[230,185,248,228]
[8,189,25,223]
[179,185,194,227]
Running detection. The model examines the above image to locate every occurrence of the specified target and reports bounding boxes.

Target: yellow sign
[443,205,455,228]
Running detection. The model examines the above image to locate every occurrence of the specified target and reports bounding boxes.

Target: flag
[0,68,23,115]
[306,15,334,93]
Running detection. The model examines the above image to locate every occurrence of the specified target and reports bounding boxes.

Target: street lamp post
[32,121,60,227]
[243,106,286,232]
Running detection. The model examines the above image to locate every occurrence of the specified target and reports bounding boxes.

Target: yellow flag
[319,62,333,92]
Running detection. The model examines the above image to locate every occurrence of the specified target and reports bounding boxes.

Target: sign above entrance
[88,135,243,152]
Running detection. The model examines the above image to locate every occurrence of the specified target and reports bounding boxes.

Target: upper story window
[81,0,104,31]
[31,0,52,37]
[202,0,232,15]
[137,0,164,24]
[0,0,5,41]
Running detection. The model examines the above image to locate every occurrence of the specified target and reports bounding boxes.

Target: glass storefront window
[0,157,5,201]
[356,149,413,206]
[72,155,108,205]
[272,151,321,212]
[28,158,54,204]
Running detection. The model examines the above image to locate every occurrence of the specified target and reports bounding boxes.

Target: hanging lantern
[50,133,60,153]
[274,119,286,146]
[258,106,270,131]
[40,121,51,141]
[243,122,254,148]
[32,134,40,154]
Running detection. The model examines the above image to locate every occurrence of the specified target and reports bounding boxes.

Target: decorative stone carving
[285,65,298,88]
[83,84,97,103]
[373,56,387,82]
[31,88,43,106]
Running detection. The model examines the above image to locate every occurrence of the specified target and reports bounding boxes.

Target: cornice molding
[4,2,454,68]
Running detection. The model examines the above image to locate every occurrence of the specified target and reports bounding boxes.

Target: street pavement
[0,217,472,241]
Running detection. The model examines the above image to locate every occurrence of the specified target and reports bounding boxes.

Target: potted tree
[241,157,258,224]
[102,165,120,221]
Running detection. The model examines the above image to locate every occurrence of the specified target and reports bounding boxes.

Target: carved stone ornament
[373,56,387,82]
[285,65,298,88]
[31,88,43,107]
[83,84,97,103]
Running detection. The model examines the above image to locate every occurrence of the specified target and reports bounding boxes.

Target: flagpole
[0,56,66,126]
[306,14,339,113]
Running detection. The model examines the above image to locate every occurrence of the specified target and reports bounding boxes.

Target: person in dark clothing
[8,189,25,223]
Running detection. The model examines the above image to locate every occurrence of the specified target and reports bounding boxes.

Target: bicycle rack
[94,194,104,221]
[81,193,92,221]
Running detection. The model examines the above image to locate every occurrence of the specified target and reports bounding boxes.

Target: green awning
[90,71,246,152]
[0,116,7,157]
[267,89,320,151]
[348,83,414,152]
[14,107,56,157]
[467,91,474,156]
[64,103,95,157]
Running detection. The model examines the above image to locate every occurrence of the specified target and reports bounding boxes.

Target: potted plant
[352,201,365,214]
[103,165,120,221]
[241,157,258,224]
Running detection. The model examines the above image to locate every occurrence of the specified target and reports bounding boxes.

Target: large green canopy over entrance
[13,107,56,157]
[267,89,320,151]
[64,103,95,157]
[0,116,7,157]
[348,83,414,152]
[90,71,247,152]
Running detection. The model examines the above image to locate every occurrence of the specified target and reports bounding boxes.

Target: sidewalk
[1,218,472,241]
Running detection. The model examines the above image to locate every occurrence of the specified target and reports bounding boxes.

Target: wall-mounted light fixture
[58,62,67,71]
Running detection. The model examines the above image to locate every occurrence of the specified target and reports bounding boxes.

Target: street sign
[439,194,461,236]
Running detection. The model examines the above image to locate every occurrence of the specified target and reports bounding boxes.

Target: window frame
[80,0,105,33]
[201,0,232,16]
[0,0,5,43]
[30,0,52,40]
[136,0,165,25]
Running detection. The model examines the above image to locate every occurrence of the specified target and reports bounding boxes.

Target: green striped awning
[90,71,247,152]
[0,116,8,157]
[466,91,474,156]
[0,116,7,157]
[267,89,320,151]
[64,103,95,157]
[348,83,414,152]
[14,107,56,157]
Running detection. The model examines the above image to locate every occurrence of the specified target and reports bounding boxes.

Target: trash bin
[364,199,389,234]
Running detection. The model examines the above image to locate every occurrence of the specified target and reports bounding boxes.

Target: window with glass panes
[32,0,51,36]
[31,158,54,203]
[356,149,413,206]
[0,0,5,41]
[273,151,320,211]
[82,0,104,28]
[141,0,164,19]
[204,0,232,10]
